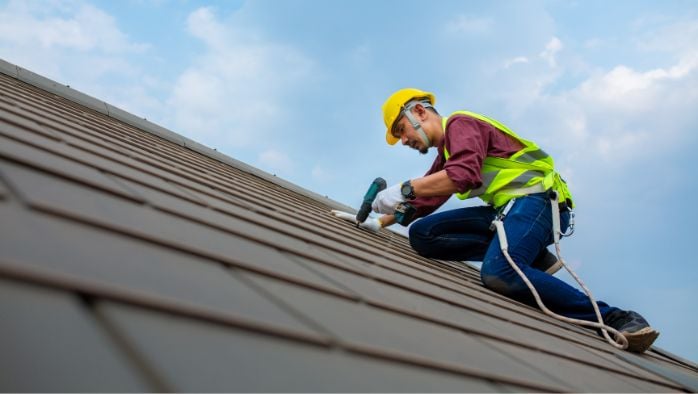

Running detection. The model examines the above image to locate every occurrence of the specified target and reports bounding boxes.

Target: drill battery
[394,202,417,225]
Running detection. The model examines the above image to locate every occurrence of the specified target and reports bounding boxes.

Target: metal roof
[1,58,697,392]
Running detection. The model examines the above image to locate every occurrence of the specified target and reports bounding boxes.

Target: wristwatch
[401,180,416,200]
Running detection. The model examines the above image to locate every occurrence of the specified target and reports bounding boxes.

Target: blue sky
[1,0,697,362]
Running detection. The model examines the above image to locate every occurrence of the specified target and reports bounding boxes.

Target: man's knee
[481,255,521,296]
[481,273,513,295]
[408,220,432,257]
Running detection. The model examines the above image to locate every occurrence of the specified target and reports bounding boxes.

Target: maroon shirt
[410,114,524,218]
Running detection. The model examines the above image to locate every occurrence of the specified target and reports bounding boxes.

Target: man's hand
[371,183,405,214]
[330,210,382,232]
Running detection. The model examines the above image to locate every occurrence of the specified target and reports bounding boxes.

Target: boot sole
[623,327,660,353]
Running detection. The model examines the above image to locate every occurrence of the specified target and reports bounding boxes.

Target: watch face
[401,182,413,198]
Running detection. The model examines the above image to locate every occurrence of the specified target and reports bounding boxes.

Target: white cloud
[503,56,529,69]
[495,22,698,170]
[444,15,494,35]
[635,18,698,54]
[0,0,148,54]
[166,7,314,149]
[0,0,160,118]
[583,38,604,49]
[493,38,566,116]
[186,6,229,50]
[578,55,698,108]
[565,54,698,163]
[539,36,563,67]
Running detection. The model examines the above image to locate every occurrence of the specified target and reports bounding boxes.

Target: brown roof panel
[1,59,696,392]
[0,277,152,392]
[483,338,678,392]
[241,271,566,391]
[0,176,7,199]
[0,197,326,345]
[617,352,698,392]
[98,301,525,392]
[0,133,141,202]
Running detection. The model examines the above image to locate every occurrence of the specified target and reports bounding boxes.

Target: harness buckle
[489,198,516,231]
[562,210,576,237]
[549,190,575,237]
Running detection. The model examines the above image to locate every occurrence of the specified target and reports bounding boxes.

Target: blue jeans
[409,192,617,322]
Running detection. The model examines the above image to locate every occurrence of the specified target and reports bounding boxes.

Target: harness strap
[498,182,546,197]
[490,193,628,350]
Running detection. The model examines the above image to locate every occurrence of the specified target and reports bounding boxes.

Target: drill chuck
[356,177,386,224]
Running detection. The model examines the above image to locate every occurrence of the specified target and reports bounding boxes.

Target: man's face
[391,116,429,154]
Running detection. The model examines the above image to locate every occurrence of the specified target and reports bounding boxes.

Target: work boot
[531,249,563,275]
[604,309,660,353]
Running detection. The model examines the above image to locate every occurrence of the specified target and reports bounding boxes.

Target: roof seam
[344,344,566,392]
[0,259,334,347]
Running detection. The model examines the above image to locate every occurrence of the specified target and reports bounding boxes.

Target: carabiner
[561,209,575,237]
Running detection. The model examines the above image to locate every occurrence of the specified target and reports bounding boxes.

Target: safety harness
[440,111,629,350]
[491,190,629,350]
[442,111,573,209]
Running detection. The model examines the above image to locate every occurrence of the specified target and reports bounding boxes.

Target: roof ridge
[0,57,355,214]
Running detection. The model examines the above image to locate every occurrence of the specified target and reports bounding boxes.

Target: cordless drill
[356,177,386,225]
[356,177,417,227]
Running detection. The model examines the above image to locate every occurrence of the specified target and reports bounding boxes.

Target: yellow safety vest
[443,111,574,209]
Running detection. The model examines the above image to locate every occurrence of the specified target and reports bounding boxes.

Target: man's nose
[401,134,409,145]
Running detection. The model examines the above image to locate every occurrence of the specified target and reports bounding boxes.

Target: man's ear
[413,103,428,120]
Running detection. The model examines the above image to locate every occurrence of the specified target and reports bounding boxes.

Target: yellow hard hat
[382,88,435,145]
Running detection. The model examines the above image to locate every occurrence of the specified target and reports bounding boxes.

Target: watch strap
[401,180,416,200]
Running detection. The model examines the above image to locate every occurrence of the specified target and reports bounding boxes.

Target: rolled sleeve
[442,116,489,193]
[407,147,451,220]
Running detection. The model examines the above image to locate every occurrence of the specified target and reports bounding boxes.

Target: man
[366,88,658,352]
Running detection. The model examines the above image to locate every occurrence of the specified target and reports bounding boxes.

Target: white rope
[491,195,628,350]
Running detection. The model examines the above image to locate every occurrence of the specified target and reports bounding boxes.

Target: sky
[1,0,697,362]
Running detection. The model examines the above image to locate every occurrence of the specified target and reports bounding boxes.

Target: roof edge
[616,352,698,392]
[0,57,356,213]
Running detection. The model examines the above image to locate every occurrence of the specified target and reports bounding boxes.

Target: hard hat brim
[385,129,399,145]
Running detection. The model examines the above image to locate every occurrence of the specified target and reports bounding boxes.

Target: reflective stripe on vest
[442,111,573,208]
